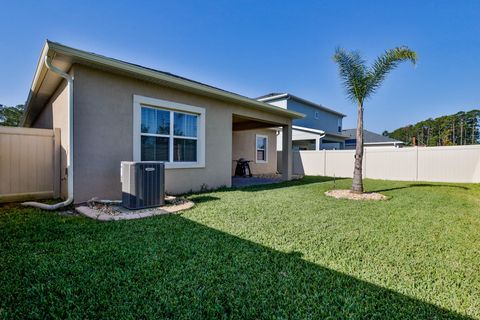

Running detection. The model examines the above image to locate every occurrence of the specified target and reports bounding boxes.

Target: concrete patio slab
[232,176,283,187]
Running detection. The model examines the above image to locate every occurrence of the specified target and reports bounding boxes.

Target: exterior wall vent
[121,161,165,209]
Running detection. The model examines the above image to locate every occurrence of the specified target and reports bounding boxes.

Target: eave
[22,41,304,126]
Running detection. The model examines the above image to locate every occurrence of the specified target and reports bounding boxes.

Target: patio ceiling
[232,115,282,131]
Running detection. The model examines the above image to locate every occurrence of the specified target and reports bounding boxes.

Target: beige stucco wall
[232,129,278,176]
[70,64,291,202]
[31,80,69,198]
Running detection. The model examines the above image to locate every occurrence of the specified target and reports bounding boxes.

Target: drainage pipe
[22,56,74,210]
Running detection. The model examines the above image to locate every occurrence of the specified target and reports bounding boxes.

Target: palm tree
[333,47,417,193]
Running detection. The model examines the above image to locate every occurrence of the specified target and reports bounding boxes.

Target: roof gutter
[22,56,74,210]
[20,43,51,127]
[257,93,290,102]
[22,41,304,127]
[292,125,325,137]
[44,41,304,120]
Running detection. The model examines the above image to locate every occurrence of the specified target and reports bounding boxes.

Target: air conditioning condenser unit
[121,161,165,209]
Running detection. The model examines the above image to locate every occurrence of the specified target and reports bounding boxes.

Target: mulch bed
[325,189,387,201]
[76,196,194,221]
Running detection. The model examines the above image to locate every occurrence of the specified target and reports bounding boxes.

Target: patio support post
[282,124,293,180]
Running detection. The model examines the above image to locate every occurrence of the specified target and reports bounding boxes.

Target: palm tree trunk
[352,102,364,193]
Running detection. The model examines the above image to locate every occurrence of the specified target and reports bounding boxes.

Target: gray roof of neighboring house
[256,92,346,117]
[342,129,404,144]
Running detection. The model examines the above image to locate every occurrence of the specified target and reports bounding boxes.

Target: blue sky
[1,0,479,132]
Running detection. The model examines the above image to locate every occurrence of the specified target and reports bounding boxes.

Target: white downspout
[22,56,74,210]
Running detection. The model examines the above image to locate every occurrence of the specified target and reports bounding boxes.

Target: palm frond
[365,46,417,98]
[333,48,368,104]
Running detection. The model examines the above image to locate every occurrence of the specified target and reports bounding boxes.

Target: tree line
[384,109,480,146]
[0,104,24,126]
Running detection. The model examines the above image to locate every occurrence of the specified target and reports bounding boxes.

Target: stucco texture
[232,129,278,176]
[66,64,291,202]
[32,79,69,198]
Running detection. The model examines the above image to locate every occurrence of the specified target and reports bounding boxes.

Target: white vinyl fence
[0,126,60,203]
[278,145,480,183]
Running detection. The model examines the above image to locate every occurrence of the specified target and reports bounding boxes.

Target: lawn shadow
[1,213,473,319]
[231,176,344,192]
[371,183,470,193]
[187,195,221,203]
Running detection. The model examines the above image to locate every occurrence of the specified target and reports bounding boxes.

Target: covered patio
[231,114,292,183]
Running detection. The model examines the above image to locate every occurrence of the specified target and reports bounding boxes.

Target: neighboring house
[275,126,325,151]
[21,41,303,203]
[257,93,347,150]
[342,129,404,149]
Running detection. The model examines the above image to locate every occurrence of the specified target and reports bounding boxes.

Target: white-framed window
[314,111,319,119]
[337,117,342,132]
[255,134,268,163]
[133,95,205,169]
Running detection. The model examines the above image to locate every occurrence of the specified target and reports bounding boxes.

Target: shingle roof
[48,41,271,104]
[22,41,305,126]
[342,129,404,144]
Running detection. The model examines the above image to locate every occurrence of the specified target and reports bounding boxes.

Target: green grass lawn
[1,177,479,319]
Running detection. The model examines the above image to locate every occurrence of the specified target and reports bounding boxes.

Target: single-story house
[342,129,404,149]
[21,41,303,203]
